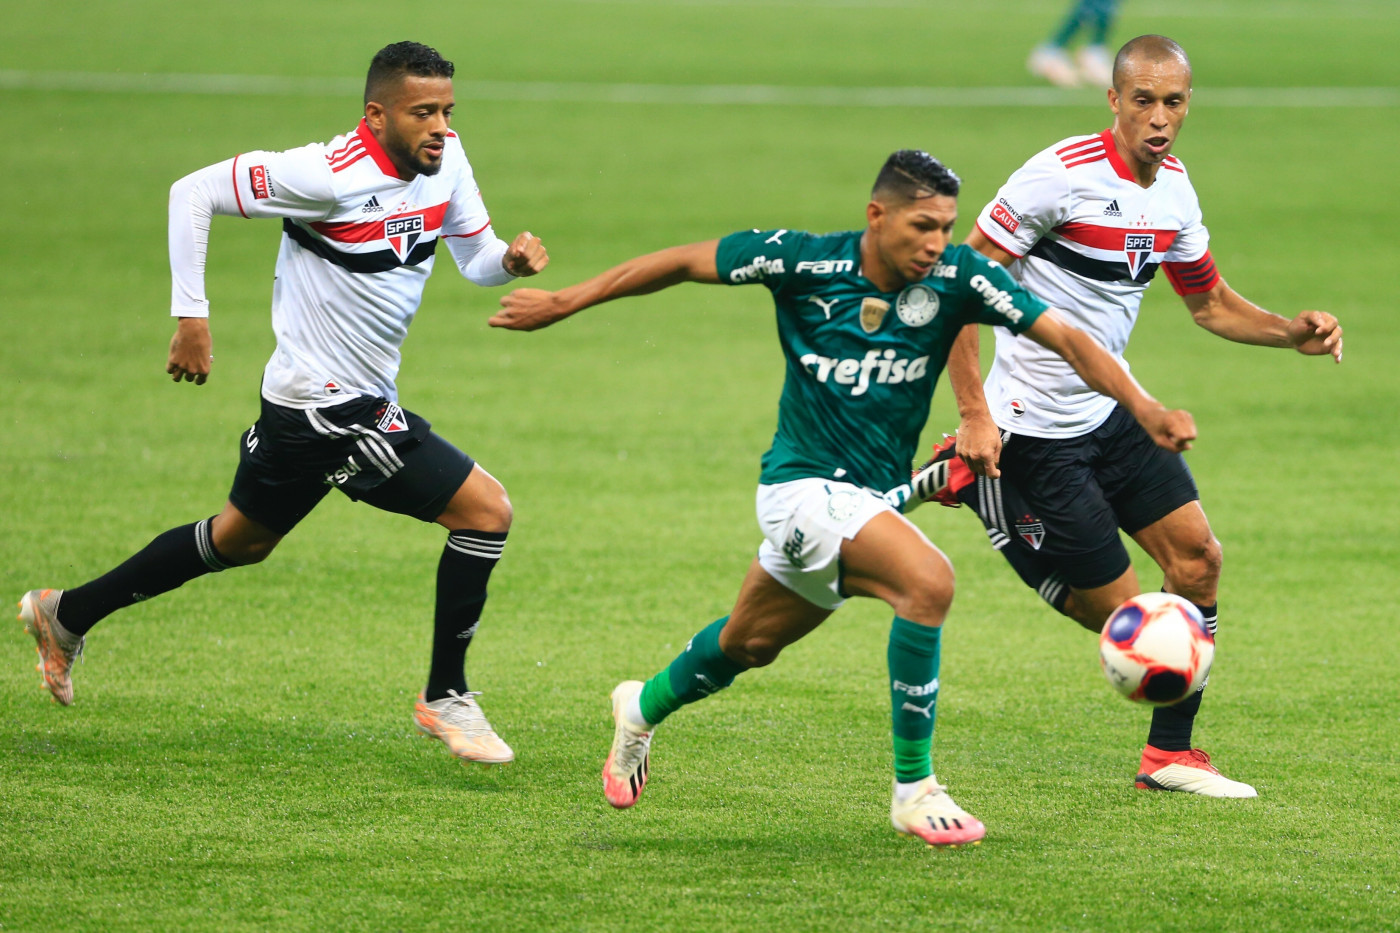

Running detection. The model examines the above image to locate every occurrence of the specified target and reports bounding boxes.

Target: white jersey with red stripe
[973,129,1220,438]
[169,119,512,409]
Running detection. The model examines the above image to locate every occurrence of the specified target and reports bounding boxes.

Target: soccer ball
[1099,592,1214,706]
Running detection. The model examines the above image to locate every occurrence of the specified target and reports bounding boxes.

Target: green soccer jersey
[714,228,1049,494]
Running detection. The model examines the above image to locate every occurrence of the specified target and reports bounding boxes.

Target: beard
[384,133,443,177]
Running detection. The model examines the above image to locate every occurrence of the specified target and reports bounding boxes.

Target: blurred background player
[929,35,1343,797]
[18,42,548,768]
[492,150,1195,847]
[1028,0,1122,87]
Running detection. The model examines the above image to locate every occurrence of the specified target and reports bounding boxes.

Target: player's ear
[364,100,386,131]
[867,199,885,230]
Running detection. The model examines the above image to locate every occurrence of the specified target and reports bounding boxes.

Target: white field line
[1,71,1396,108]
[557,0,1400,15]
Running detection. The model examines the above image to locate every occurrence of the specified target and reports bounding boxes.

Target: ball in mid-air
[1099,592,1214,706]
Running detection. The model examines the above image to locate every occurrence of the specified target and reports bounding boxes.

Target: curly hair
[365,41,455,105]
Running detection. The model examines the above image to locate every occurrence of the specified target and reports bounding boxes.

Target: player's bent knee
[892,569,954,626]
[1168,535,1222,597]
[226,539,279,565]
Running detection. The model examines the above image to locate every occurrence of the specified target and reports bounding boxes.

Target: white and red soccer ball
[1099,592,1214,706]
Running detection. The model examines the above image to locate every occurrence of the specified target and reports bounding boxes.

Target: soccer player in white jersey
[924,35,1343,797]
[17,42,548,768]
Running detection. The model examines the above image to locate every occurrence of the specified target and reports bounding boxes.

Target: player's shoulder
[1159,152,1191,178]
[1040,130,1114,172]
[443,131,473,170]
[937,243,1006,285]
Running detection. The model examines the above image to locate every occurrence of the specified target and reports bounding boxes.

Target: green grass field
[3,1,1398,929]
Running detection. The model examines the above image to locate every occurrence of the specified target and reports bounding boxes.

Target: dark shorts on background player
[229,395,474,535]
[958,405,1199,606]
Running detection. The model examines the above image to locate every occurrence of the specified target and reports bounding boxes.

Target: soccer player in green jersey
[492,150,1195,847]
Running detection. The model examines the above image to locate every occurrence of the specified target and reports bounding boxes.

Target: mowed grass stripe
[3,70,1398,108]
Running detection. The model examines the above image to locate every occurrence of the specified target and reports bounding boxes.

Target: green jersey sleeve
[956,250,1048,335]
[715,228,808,294]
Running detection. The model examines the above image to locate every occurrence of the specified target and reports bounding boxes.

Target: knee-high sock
[425,530,507,702]
[637,617,747,726]
[56,518,234,636]
[1147,600,1217,752]
[889,616,942,783]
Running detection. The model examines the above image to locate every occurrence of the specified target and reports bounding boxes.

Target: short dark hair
[1112,35,1191,92]
[871,150,961,202]
[365,41,455,106]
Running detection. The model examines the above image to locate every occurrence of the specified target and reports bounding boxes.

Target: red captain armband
[1162,251,1220,295]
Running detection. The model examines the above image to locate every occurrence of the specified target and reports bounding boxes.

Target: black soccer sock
[1146,599,1217,752]
[56,518,236,636]
[425,530,507,702]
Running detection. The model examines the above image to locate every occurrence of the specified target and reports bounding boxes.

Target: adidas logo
[361,196,383,213]
[1103,199,1122,217]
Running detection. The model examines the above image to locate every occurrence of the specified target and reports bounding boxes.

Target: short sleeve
[229,145,335,221]
[956,250,1048,335]
[973,151,1070,259]
[1160,193,1219,294]
[441,138,493,238]
[714,228,806,292]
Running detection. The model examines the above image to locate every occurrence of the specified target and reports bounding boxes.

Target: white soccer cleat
[1135,746,1257,798]
[1028,45,1081,87]
[602,680,653,809]
[890,776,986,847]
[414,690,515,766]
[19,589,84,706]
[1076,44,1114,88]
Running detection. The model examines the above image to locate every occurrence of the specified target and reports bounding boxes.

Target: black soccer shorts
[955,405,1200,609]
[228,395,474,535]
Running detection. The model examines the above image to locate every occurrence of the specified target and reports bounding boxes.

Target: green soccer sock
[889,616,942,783]
[637,617,748,726]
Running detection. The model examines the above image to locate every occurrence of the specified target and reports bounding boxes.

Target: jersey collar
[356,119,410,181]
[1100,128,1142,185]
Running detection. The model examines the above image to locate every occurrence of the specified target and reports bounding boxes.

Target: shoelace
[437,690,494,737]
[614,722,651,771]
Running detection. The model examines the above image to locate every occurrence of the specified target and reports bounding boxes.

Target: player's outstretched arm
[1026,310,1196,453]
[490,240,721,331]
[1183,282,1343,363]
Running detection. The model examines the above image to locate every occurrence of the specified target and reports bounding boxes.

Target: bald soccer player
[919,35,1343,798]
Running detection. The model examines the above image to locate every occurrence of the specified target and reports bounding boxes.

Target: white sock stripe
[446,537,506,552]
[194,518,234,572]
[449,532,507,547]
[446,540,506,559]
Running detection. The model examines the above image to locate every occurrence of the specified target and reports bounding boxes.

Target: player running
[492,150,1195,846]
[926,35,1343,797]
[18,42,548,768]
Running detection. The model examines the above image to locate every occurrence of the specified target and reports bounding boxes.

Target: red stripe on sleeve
[231,153,247,218]
[1162,252,1220,295]
[973,220,1025,259]
[443,219,492,239]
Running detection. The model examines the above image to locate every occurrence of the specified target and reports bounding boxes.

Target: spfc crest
[896,284,939,327]
[1015,514,1045,550]
[1124,233,1155,279]
[385,215,425,262]
[376,402,410,434]
[860,297,890,334]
